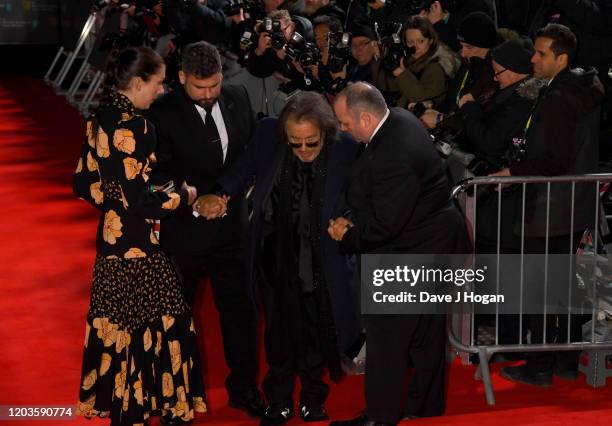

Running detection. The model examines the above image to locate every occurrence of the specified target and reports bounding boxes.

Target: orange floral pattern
[76,394,96,417]
[77,93,206,425]
[120,187,129,209]
[86,121,95,148]
[134,373,144,406]
[113,128,136,154]
[100,353,111,376]
[115,330,131,353]
[162,372,174,397]
[96,127,110,158]
[123,157,143,180]
[162,193,181,210]
[90,182,103,205]
[114,360,127,398]
[86,151,98,172]
[82,369,97,391]
[143,328,152,351]
[102,210,123,245]
[84,322,91,348]
[162,315,175,331]
[155,331,162,356]
[169,340,181,374]
[93,318,119,347]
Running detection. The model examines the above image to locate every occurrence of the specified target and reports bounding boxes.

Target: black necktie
[204,105,223,165]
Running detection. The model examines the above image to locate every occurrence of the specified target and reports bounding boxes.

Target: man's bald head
[333,82,388,143]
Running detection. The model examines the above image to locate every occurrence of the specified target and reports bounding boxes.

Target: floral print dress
[73,92,206,425]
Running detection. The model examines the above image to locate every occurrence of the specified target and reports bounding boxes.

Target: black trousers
[523,231,585,374]
[172,244,258,397]
[364,314,446,424]
[260,275,330,409]
[262,350,329,408]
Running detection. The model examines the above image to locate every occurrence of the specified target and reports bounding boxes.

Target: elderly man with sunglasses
[194,91,362,426]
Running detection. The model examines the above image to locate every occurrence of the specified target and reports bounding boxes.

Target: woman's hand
[392,58,406,77]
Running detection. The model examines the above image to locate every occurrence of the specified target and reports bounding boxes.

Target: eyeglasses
[493,68,508,78]
[352,40,374,50]
[288,137,321,149]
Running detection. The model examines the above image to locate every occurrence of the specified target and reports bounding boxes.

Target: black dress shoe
[553,365,579,381]
[259,405,294,426]
[228,388,266,418]
[160,413,192,425]
[330,414,396,426]
[299,404,329,422]
[500,364,552,387]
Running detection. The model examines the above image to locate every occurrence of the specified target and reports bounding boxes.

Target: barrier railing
[449,174,612,405]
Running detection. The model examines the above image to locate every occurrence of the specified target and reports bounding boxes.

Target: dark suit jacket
[147,84,256,253]
[217,118,362,352]
[341,108,469,254]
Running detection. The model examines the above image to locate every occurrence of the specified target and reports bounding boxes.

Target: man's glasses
[352,40,373,51]
[494,68,508,78]
[288,137,321,149]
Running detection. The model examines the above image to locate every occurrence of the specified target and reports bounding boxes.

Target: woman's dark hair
[278,92,338,144]
[95,46,163,116]
[404,15,439,54]
[107,46,164,90]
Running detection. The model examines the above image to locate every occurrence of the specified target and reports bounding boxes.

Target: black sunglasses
[288,138,321,149]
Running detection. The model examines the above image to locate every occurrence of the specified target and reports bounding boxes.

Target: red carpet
[0,76,611,426]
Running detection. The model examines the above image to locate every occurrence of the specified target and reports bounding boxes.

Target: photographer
[246,9,321,91]
[462,38,543,256]
[312,15,350,94]
[460,37,541,172]
[347,21,379,84]
[421,0,495,52]
[419,11,498,128]
[373,16,461,108]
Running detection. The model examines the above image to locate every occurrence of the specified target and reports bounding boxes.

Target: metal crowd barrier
[449,174,612,405]
[44,6,109,116]
[45,9,98,92]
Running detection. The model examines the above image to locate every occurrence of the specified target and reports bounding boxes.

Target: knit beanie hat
[457,12,497,49]
[350,20,377,40]
[491,37,535,74]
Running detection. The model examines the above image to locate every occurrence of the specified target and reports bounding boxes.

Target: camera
[411,101,429,118]
[285,32,321,68]
[375,22,414,73]
[327,32,351,73]
[223,0,265,19]
[255,17,287,50]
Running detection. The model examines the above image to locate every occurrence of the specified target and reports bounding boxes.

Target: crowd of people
[72,1,612,425]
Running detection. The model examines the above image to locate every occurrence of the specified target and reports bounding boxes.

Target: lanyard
[456,69,470,104]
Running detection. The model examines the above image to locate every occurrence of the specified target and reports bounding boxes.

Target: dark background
[0,0,90,75]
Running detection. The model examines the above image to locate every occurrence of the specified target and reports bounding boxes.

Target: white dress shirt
[368,108,390,144]
[194,101,229,163]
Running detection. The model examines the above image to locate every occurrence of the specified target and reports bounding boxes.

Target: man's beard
[195,97,218,108]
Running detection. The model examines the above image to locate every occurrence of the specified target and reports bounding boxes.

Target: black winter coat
[509,68,605,237]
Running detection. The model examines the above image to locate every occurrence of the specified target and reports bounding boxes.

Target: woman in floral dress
[73,46,206,426]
